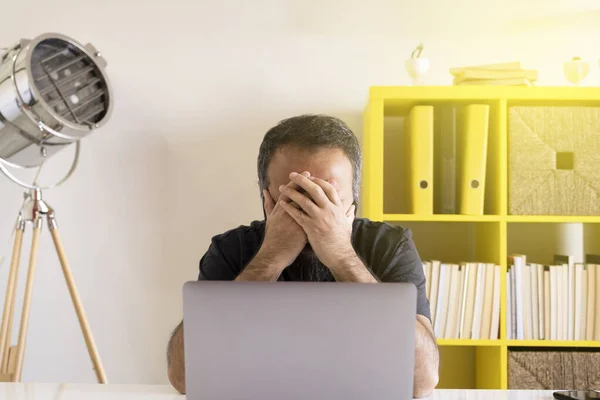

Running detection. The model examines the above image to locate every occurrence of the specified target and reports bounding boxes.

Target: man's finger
[280,200,307,227]
[283,171,310,209]
[308,176,342,206]
[285,172,309,189]
[279,185,319,217]
[289,172,329,208]
[346,204,356,222]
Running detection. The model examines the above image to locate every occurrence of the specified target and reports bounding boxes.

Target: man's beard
[287,245,333,281]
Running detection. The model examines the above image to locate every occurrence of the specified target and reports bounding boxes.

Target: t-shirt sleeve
[198,236,240,281]
[378,228,431,321]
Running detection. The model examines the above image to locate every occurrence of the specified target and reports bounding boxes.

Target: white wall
[0,0,598,385]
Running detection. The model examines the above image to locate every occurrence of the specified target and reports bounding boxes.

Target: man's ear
[260,188,266,219]
[263,189,276,218]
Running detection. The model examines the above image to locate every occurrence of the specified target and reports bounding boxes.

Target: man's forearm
[329,253,378,283]
[413,315,439,398]
[167,321,186,394]
[235,251,286,281]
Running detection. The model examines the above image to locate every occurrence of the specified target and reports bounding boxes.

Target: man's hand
[278,172,356,270]
[236,174,310,282]
[257,173,309,270]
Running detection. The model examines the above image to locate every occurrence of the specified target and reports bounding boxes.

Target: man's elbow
[168,362,186,394]
[167,321,186,394]
[412,315,439,397]
[413,368,439,398]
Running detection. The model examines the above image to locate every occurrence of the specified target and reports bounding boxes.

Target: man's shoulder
[211,220,265,245]
[199,220,266,281]
[352,217,411,241]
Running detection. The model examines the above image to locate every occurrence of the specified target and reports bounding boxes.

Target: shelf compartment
[438,346,505,389]
[393,221,503,266]
[382,100,502,217]
[507,222,600,266]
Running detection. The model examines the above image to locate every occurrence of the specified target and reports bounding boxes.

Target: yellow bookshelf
[361,85,600,390]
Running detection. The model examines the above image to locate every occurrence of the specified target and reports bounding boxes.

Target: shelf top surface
[506,340,600,348]
[369,86,600,101]
[436,339,600,347]
[383,214,501,222]
[379,214,600,223]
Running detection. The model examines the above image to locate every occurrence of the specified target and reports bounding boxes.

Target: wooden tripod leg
[0,219,25,377]
[13,218,42,382]
[48,216,107,384]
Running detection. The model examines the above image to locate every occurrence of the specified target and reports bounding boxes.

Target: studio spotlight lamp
[0,32,112,383]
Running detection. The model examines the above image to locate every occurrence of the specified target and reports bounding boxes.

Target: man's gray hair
[257,114,362,204]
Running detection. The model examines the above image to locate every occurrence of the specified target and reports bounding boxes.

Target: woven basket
[508,349,600,390]
[509,106,600,215]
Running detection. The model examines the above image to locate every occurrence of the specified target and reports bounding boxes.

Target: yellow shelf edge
[370,85,600,101]
[437,339,505,347]
[498,99,508,216]
[506,215,600,223]
[383,214,500,222]
[507,340,600,348]
[383,215,600,223]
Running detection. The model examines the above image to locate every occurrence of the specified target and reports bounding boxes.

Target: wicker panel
[509,106,600,215]
[508,349,600,390]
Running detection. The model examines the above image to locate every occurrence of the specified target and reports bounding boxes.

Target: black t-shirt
[198,218,431,320]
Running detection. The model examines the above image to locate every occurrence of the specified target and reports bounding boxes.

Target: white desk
[0,383,560,399]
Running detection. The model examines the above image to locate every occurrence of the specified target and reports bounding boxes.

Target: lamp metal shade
[0,33,112,168]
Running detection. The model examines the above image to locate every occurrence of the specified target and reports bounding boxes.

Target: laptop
[182,281,417,400]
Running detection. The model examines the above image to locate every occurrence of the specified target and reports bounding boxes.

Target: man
[167,115,439,397]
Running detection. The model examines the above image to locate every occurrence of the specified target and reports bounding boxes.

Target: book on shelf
[423,260,500,340]
[433,263,451,337]
[585,255,599,340]
[543,266,550,340]
[428,260,441,324]
[454,77,534,86]
[450,61,537,86]
[444,264,461,339]
[462,262,478,339]
[449,61,521,74]
[554,254,575,341]
[489,265,501,340]
[506,253,598,341]
[508,254,525,340]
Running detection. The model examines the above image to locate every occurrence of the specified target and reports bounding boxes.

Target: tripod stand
[0,188,107,383]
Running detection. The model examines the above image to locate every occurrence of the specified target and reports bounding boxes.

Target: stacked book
[450,62,538,86]
[507,254,600,341]
[423,261,501,340]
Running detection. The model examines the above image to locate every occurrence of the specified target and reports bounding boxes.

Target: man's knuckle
[312,188,324,200]
[297,196,308,208]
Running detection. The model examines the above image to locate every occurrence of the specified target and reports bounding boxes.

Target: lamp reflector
[0,33,112,168]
